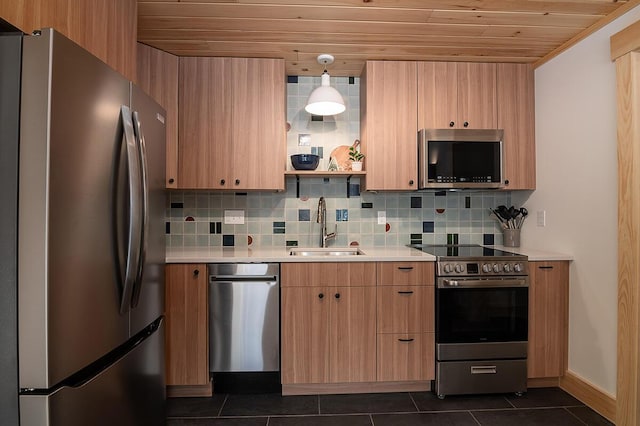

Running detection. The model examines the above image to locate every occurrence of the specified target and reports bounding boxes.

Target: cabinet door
[165,264,209,386]
[378,286,434,334]
[178,57,232,189]
[497,63,536,190]
[528,261,569,378]
[281,287,330,384]
[137,44,179,189]
[377,333,434,381]
[361,61,418,190]
[232,58,285,190]
[457,63,497,129]
[418,62,457,129]
[329,287,377,383]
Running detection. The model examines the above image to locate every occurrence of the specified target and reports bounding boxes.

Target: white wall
[513,6,640,395]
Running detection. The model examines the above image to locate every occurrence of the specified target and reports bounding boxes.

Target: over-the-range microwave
[418,128,505,189]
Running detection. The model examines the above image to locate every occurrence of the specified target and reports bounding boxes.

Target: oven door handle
[439,278,528,288]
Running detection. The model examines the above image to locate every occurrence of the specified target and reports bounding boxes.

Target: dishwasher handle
[210,275,278,283]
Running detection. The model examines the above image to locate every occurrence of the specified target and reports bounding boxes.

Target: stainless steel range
[409,244,529,398]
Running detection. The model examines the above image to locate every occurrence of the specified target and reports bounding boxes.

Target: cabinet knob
[409,180,414,186]
[318,293,324,299]
[220,179,226,185]
[449,121,455,127]
[193,269,200,276]
[334,293,341,299]
[504,179,510,186]
[235,179,240,185]
[168,178,175,184]
[463,121,469,127]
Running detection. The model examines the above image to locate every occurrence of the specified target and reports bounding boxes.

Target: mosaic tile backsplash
[166,76,511,249]
[166,180,512,248]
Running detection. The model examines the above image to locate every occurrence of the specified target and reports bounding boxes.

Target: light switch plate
[536,210,546,227]
[224,210,245,225]
[378,211,386,225]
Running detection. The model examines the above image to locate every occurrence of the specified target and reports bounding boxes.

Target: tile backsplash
[165,75,511,249]
[166,182,511,248]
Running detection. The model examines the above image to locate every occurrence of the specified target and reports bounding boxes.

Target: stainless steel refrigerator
[0,26,167,425]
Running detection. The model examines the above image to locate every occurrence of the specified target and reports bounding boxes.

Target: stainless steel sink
[289,247,365,256]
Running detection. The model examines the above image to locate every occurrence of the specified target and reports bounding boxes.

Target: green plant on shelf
[348,146,364,162]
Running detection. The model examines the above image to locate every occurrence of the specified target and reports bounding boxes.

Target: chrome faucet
[317,197,336,248]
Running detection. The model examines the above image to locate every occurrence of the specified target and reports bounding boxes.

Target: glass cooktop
[408,244,524,259]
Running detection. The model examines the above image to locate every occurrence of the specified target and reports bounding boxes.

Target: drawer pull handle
[398,267,414,271]
[539,266,554,270]
[398,338,414,342]
[398,291,414,295]
[471,366,497,374]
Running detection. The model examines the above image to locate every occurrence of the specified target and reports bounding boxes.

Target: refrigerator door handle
[130,111,149,308]
[119,106,143,315]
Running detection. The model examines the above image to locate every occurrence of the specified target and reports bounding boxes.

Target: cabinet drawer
[281,263,376,287]
[377,286,434,333]
[377,262,434,286]
[377,333,434,382]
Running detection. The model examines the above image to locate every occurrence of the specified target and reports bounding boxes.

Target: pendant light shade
[305,54,346,116]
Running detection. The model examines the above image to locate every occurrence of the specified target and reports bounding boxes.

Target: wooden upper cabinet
[418,62,497,130]
[1,0,137,81]
[137,44,179,189]
[231,58,286,190]
[360,61,418,191]
[528,261,569,379]
[497,63,536,190]
[165,264,209,387]
[178,57,285,190]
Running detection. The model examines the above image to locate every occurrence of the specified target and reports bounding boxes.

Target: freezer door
[20,320,165,426]
[129,84,166,336]
[18,29,132,389]
[0,31,22,426]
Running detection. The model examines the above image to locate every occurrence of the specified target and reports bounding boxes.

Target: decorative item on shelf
[330,139,360,171]
[304,54,346,116]
[348,145,365,171]
[290,154,320,170]
[489,205,528,247]
[327,158,339,171]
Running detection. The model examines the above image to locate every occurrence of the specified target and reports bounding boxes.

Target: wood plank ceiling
[137,0,638,76]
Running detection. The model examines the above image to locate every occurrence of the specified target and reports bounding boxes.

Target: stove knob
[514,263,522,273]
[482,263,492,273]
[503,263,511,273]
[443,264,452,273]
[454,264,464,273]
[493,263,501,273]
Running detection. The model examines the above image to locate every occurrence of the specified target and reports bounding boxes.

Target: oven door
[436,277,528,360]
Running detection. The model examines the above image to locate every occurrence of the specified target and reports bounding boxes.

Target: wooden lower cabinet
[377,333,434,382]
[377,262,435,382]
[165,264,211,395]
[281,285,376,384]
[528,261,569,378]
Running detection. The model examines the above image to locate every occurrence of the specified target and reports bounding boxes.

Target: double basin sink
[289,247,365,256]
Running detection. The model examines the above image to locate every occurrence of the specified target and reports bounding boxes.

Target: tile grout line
[216,394,229,417]
[408,392,420,412]
[563,407,590,426]
[468,410,483,426]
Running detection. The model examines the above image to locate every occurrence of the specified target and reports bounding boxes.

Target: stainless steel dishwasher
[208,263,280,393]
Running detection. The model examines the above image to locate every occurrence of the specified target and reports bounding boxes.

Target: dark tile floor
[166,387,613,426]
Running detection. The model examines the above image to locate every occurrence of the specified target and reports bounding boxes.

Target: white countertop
[166,245,572,263]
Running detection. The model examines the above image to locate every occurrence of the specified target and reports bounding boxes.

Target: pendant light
[305,54,346,116]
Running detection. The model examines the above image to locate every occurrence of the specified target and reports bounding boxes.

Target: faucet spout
[317,197,336,248]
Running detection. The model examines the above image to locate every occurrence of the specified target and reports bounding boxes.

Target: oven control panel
[438,261,528,276]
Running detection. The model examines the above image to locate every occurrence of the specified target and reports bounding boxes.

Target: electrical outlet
[536,210,546,227]
[378,211,386,225]
[224,210,245,225]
